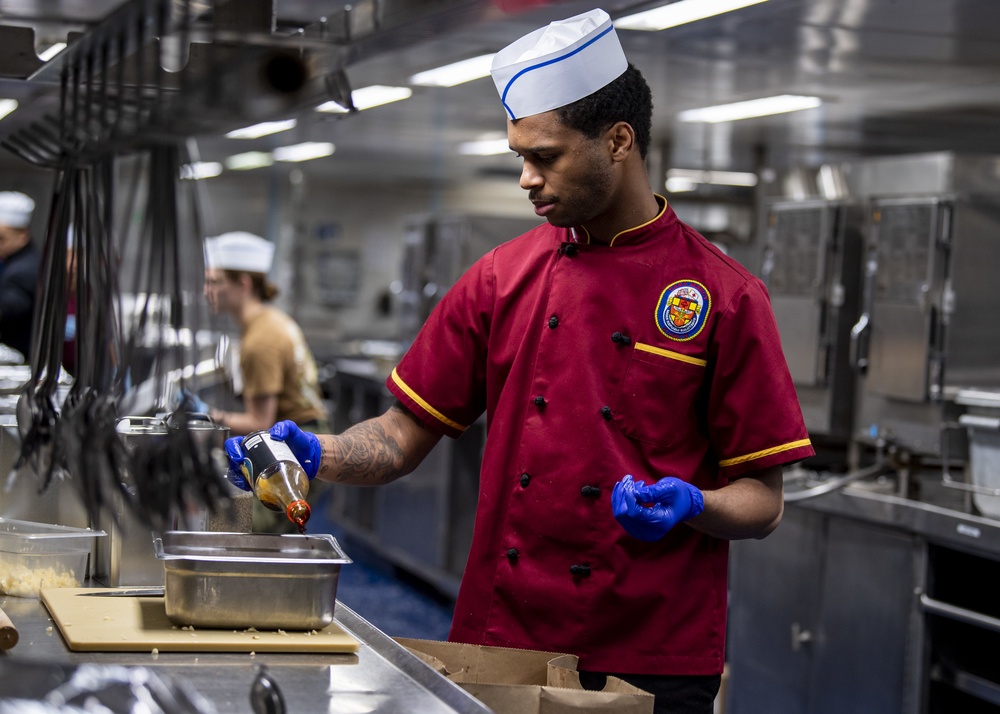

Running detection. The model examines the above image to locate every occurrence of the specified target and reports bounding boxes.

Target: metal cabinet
[922,543,1000,711]
[727,508,825,712]
[727,507,921,714]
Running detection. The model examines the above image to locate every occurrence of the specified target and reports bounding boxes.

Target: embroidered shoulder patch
[656,280,711,341]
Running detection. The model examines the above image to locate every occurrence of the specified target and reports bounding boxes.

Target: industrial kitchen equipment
[760,198,865,448]
[851,192,1000,458]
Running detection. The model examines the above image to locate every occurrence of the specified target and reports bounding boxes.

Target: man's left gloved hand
[611,474,705,542]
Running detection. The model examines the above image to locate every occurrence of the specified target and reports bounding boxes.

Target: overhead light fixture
[410,54,496,87]
[225,119,297,139]
[273,142,335,162]
[224,151,274,171]
[458,138,511,156]
[0,99,17,121]
[38,42,67,62]
[667,168,759,187]
[666,177,698,193]
[615,0,768,31]
[316,85,413,113]
[678,94,821,122]
[180,162,223,180]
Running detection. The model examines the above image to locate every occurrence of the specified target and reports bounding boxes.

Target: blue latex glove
[224,436,251,491]
[611,474,705,542]
[269,420,321,480]
[175,388,209,415]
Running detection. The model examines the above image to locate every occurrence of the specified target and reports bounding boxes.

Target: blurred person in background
[0,191,38,361]
[199,231,329,533]
[198,231,328,437]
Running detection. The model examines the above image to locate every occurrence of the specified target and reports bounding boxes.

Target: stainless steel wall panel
[867,302,931,402]
[772,296,823,386]
[855,391,962,457]
[841,153,956,197]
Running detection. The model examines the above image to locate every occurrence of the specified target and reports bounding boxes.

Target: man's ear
[608,122,636,162]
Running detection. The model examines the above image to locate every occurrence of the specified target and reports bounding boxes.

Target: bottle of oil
[239,431,311,531]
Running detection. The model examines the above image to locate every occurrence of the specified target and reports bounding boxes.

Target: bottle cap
[286,500,311,527]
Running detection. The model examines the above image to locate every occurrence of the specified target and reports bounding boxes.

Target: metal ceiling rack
[0,0,502,168]
[0,0,362,167]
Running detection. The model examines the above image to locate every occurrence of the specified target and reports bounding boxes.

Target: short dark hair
[555,64,653,159]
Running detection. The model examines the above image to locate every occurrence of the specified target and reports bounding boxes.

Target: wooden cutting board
[41,588,359,653]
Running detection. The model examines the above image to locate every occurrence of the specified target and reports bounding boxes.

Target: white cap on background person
[0,191,35,229]
[490,8,628,121]
[204,231,275,274]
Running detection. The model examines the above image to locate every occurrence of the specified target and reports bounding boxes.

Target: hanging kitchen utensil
[10,8,230,532]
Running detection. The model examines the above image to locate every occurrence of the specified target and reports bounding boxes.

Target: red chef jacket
[387,197,813,676]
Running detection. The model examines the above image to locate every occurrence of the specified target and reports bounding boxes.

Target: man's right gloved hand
[269,420,321,480]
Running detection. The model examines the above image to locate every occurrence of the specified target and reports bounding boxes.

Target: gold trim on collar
[609,194,669,246]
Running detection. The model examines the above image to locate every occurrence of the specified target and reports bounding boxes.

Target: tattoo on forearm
[318,420,406,484]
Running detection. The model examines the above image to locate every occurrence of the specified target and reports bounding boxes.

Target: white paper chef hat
[0,191,35,229]
[204,231,275,274]
[490,8,628,121]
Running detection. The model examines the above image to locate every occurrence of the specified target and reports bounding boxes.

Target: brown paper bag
[396,638,654,714]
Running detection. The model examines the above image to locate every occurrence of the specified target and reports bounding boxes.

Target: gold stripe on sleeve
[719,438,813,468]
[390,368,467,432]
[635,342,708,367]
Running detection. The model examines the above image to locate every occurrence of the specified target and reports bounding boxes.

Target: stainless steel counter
[789,475,1000,558]
[0,595,492,714]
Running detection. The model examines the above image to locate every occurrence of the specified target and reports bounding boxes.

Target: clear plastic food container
[0,518,106,597]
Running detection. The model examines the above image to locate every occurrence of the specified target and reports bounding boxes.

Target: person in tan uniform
[201,231,328,436]
[201,231,329,533]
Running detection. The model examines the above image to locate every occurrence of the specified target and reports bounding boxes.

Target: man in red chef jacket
[226,9,813,713]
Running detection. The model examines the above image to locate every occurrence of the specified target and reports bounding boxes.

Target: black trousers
[578,670,721,714]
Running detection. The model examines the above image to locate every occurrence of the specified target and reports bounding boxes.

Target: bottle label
[240,431,300,485]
